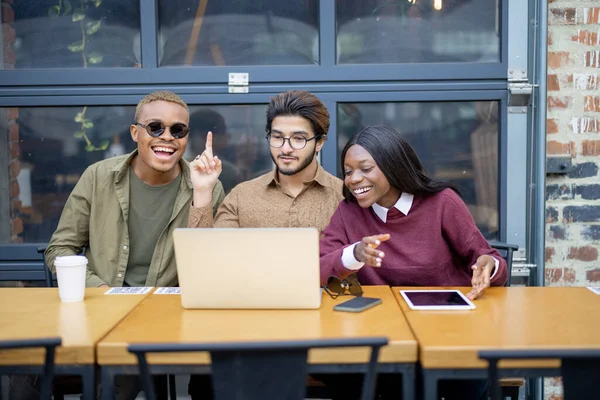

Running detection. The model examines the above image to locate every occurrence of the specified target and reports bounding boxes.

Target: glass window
[158,0,319,66]
[3,0,140,69]
[187,105,272,193]
[1,105,135,244]
[0,104,271,244]
[337,101,499,239]
[336,0,500,64]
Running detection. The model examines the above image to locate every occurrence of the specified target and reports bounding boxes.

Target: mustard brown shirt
[46,150,225,288]
[188,164,343,233]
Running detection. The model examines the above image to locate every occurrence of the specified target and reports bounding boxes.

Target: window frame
[0,88,510,242]
[0,0,509,86]
[0,0,528,251]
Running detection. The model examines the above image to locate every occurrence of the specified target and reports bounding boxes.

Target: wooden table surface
[392,286,600,369]
[0,288,149,365]
[97,286,417,365]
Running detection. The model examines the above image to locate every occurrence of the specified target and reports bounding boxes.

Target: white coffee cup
[54,255,88,302]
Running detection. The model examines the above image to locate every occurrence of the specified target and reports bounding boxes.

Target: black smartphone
[333,297,382,313]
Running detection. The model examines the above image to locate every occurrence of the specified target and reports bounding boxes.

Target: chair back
[488,241,519,286]
[129,337,388,400]
[0,337,61,400]
[0,243,53,286]
[480,349,600,400]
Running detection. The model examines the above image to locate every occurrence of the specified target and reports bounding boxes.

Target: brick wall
[545,2,600,399]
[546,1,600,285]
[2,0,21,242]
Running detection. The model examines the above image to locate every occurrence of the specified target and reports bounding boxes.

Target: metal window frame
[0,0,526,258]
[0,0,508,86]
[0,89,511,243]
[504,0,531,254]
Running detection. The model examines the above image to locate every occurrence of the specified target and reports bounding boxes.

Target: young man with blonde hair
[46,90,224,288]
[12,91,224,400]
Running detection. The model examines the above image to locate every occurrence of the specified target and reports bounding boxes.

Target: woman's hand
[353,234,391,267]
[467,255,495,300]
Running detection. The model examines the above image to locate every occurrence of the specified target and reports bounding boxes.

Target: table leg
[81,365,96,400]
[423,370,438,400]
[101,367,115,400]
[402,365,416,400]
[168,374,178,400]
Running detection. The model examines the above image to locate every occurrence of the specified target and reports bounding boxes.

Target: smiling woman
[337,100,500,240]
[340,125,459,208]
[320,125,508,297]
[343,144,400,209]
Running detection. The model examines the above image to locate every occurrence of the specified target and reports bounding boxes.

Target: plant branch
[79,0,87,67]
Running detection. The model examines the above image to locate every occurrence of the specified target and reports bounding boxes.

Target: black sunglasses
[323,275,363,299]
[134,122,189,139]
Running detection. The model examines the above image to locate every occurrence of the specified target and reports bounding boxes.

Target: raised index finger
[205,131,214,158]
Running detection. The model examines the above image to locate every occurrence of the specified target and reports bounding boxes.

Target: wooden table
[0,288,149,399]
[98,286,417,399]
[392,286,600,400]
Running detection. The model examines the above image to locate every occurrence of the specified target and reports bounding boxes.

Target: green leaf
[48,5,61,17]
[87,52,103,64]
[83,120,94,129]
[74,112,85,122]
[94,0,102,7]
[72,8,85,22]
[85,144,96,152]
[85,20,101,35]
[99,140,110,150]
[63,0,72,15]
[73,131,86,139]
[68,41,84,52]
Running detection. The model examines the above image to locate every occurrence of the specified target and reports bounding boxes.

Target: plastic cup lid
[54,255,88,267]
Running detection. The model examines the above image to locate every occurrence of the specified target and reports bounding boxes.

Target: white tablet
[399,290,476,310]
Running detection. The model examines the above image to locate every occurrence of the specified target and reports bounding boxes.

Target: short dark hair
[265,90,330,139]
[340,125,460,203]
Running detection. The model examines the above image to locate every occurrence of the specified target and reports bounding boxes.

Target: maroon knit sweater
[319,189,507,287]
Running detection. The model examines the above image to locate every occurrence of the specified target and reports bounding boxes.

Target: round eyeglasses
[134,122,189,139]
[265,133,322,150]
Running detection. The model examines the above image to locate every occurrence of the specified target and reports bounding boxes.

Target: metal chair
[129,337,388,400]
[480,349,600,400]
[0,243,53,287]
[488,241,519,287]
[487,242,523,399]
[0,337,61,400]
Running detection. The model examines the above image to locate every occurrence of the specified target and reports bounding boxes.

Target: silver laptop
[173,228,322,309]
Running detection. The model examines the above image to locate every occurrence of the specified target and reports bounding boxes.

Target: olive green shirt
[124,170,181,287]
[188,164,343,234]
[46,150,225,288]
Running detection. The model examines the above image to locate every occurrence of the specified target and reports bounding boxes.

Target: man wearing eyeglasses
[45,90,225,290]
[188,90,343,233]
[186,90,343,399]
